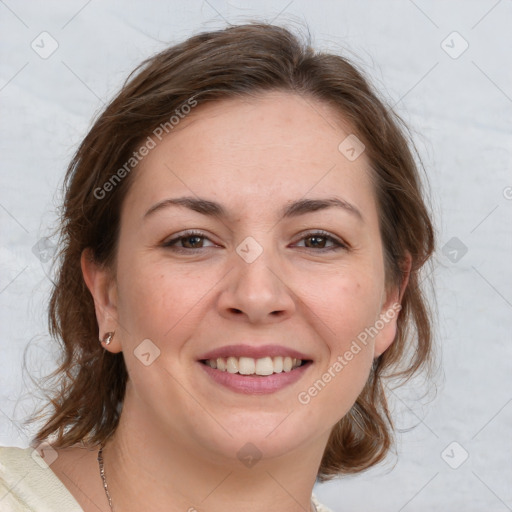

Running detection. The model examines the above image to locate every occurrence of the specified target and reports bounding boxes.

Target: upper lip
[198,344,312,361]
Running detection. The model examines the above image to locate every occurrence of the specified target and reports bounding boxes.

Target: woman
[0,22,435,512]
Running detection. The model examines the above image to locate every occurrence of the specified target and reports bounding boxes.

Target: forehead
[161,91,356,159]
[124,91,376,219]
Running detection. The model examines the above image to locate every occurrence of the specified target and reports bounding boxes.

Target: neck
[101,393,329,512]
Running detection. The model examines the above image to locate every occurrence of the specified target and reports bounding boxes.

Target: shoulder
[312,491,336,512]
[0,445,83,512]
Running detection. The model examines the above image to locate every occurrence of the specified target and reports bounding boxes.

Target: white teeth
[203,356,305,375]
[255,357,274,376]
[273,356,283,373]
[226,356,238,374]
[238,357,255,375]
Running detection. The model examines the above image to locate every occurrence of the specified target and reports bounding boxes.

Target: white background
[1,1,511,511]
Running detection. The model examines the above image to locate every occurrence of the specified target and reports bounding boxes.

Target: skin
[50,91,410,512]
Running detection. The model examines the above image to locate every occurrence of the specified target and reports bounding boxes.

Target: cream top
[0,446,334,512]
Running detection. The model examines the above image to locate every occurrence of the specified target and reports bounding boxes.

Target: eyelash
[162,229,348,253]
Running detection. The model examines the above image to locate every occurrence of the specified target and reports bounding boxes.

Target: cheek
[308,271,382,347]
[115,253,220,343]
[297,274,381,409]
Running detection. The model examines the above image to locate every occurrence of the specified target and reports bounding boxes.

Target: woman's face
[92,91,401,463]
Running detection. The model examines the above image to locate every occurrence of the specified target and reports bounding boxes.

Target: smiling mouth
[199,356,311,376]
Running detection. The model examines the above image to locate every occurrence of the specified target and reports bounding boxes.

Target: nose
[217,242,296,324]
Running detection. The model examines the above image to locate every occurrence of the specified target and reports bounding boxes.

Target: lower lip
[198,361,313,394]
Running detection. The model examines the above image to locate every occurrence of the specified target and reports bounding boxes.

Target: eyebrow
[143,195,364,222]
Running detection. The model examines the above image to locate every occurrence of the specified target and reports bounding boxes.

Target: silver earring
[101,331,115,345]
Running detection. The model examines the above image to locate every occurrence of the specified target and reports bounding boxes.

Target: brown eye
[304,234,329,249]
[163,231,216,251]
[295,231,347,252]
[180,235,204,249]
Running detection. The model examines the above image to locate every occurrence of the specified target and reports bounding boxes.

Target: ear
[81,248,122,353]
[373,252,412,358]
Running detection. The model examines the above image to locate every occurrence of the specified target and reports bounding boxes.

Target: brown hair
[29,21,436,481]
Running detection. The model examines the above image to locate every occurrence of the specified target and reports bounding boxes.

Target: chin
[194,412,322,464]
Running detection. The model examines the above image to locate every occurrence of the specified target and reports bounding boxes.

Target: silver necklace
[97,445,113,511]
[98,445,318,512]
